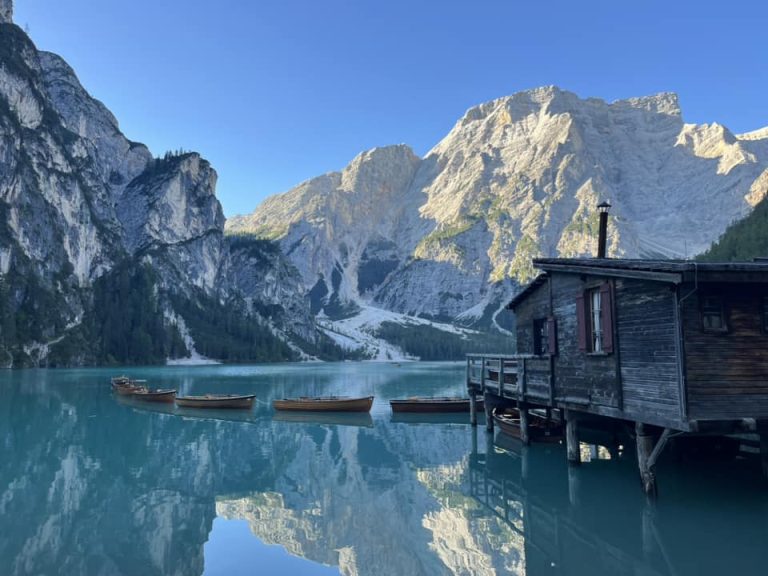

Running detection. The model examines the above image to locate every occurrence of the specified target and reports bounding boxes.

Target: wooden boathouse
[468,211,768,493]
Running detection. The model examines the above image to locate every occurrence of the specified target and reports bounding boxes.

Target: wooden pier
[468,258,768,494]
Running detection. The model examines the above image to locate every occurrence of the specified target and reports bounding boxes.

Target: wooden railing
[467,353,552,401]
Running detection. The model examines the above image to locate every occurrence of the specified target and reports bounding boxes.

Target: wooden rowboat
[175,394,256,409]
[131,389,177,403]
[389,397,483,413]
[112,382,147,396]
[111,376,149,396]
[493,407,563,443]
[272,396,374,412]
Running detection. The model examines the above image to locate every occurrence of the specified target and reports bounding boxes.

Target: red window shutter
[600,282,614,353]
[576,294,587,351]
[547,317,558,355]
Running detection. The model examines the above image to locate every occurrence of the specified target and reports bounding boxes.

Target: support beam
[469,394,478,427]
[568,463,580,507]
[566,412,580,464]
[635,425,674,496]
[484,392,495,433]
[519,403,530,445]
[521,445,530,483]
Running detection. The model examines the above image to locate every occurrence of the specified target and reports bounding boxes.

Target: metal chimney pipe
[597,201,611,258]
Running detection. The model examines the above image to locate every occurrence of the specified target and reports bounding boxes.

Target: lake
[1,362,767,576]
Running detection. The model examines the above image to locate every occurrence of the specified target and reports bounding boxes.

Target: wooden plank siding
[614,278,682,427]
[682,283,768,420]
[512,273,687,429]
[502,261,768,430]
[550,274,619,409]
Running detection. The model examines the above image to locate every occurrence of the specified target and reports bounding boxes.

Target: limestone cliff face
[0,23,313,365]
[229,86,768,325]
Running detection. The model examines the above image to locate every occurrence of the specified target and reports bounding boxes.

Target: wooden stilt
[521,445,530,483]
[566,413,580,464]
[636,422,656,496]
[519,403,530,445]
[469,394,478,427]
[567,463,580,507]
[641,504,657,560]
[484,392,494,433]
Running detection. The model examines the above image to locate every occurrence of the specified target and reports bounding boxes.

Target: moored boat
[272,396,374,412]
[493,407,563,443]
[175,394,256,409]
[110,376,148,396]
[389,397,483,413]
[131,388,177,403]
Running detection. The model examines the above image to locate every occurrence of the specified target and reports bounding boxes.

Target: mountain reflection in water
[0,363,767,576]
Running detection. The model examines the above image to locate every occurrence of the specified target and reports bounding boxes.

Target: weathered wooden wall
[550,274,618,409]
[683,283,768,419]
[615,278,682,427]
[514,273,687,429]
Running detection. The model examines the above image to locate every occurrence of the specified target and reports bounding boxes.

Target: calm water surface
[1,362,767,575]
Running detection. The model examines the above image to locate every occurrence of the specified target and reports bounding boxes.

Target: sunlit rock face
[0,23,313,365]
[229,86,768,324]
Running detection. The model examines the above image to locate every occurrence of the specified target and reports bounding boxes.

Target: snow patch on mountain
[317,305,479,361]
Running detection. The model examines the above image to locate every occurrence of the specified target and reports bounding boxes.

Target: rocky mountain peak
[232,86,768,325]
[0,0,12,24]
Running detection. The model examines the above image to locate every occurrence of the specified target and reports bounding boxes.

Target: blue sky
[14,0,768,216]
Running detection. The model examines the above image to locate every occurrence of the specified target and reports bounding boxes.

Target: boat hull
[112,383,145,396]
[131,389,177,403]
[493,408,563,443]
[272,396,374,412]
[176,395,255,409]
[390,397,482,413]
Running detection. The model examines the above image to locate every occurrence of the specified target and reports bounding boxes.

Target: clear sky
[13,0,768,216]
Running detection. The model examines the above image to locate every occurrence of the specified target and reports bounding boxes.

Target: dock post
[521,444,530,483]
[519,403,530,445]
[566,411,580,464]
[484,392,494,433]
[636,422,657,496]
[469,394,478,427]
[567,463,581,507]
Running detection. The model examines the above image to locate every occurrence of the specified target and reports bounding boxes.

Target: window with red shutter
[600,282,614,353]
[578,282,614,354]
[547,317,558,355]
[576,294,587,351]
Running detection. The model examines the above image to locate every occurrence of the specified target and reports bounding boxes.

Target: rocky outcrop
[0,23,314,366]
[229,86,768,325]
[0,0,12,24]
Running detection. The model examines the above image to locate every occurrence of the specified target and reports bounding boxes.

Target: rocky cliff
[0,0,11,25]
[228,86,768,327]
[0,21,314,366]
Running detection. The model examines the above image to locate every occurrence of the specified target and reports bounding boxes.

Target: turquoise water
[1,362,767,575]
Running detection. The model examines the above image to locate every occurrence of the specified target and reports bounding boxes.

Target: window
[533,318,549,355]
[577,282,614,354]
[701,295,727,333]
[590,288,603,352]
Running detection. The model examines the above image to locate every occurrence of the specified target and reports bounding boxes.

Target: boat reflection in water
[1,364,768,576]
[272,411,374,428]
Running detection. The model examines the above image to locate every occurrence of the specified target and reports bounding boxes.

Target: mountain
[698,187,768,262]
[0,19,319,367]
[228,86,768,328]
